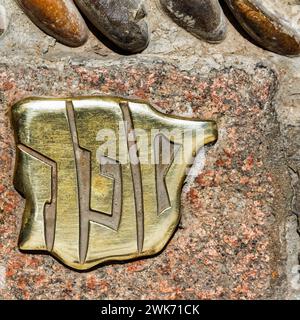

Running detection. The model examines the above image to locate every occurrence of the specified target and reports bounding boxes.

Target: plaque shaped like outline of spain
[11,97,218,270]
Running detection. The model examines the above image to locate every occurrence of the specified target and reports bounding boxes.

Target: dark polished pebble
[160,0,227,43]
[74,0,149,53]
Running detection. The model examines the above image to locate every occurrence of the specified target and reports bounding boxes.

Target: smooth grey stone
[74,0,149,53]
[160,0,227,43]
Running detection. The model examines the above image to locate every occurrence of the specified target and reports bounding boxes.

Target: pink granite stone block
[0,58,288,299]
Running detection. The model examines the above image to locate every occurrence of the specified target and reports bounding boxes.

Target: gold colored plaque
[12,97,217,270]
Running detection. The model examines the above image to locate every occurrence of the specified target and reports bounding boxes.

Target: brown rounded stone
[74,0,149,53]
[225,0,300,56]
[16,0,89,47]
[160,0,227,43]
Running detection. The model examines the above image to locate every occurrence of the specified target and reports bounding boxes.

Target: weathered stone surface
[0,57,290,299]
[74,0,149,53]
[160,0,226,43]
[226,0,300,56]
[16,0,88,47]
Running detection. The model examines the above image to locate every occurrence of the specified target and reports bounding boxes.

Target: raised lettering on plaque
[12,97,217,270]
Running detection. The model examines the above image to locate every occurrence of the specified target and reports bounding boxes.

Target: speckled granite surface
[0,57,290,299]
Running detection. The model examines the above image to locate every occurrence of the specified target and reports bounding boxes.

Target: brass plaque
[12,97,218,270]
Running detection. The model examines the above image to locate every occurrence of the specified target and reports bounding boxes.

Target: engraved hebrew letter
[154,134,181,215]
[120,102,144,253]
[66,101,122,264]
[17,145,57,251]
